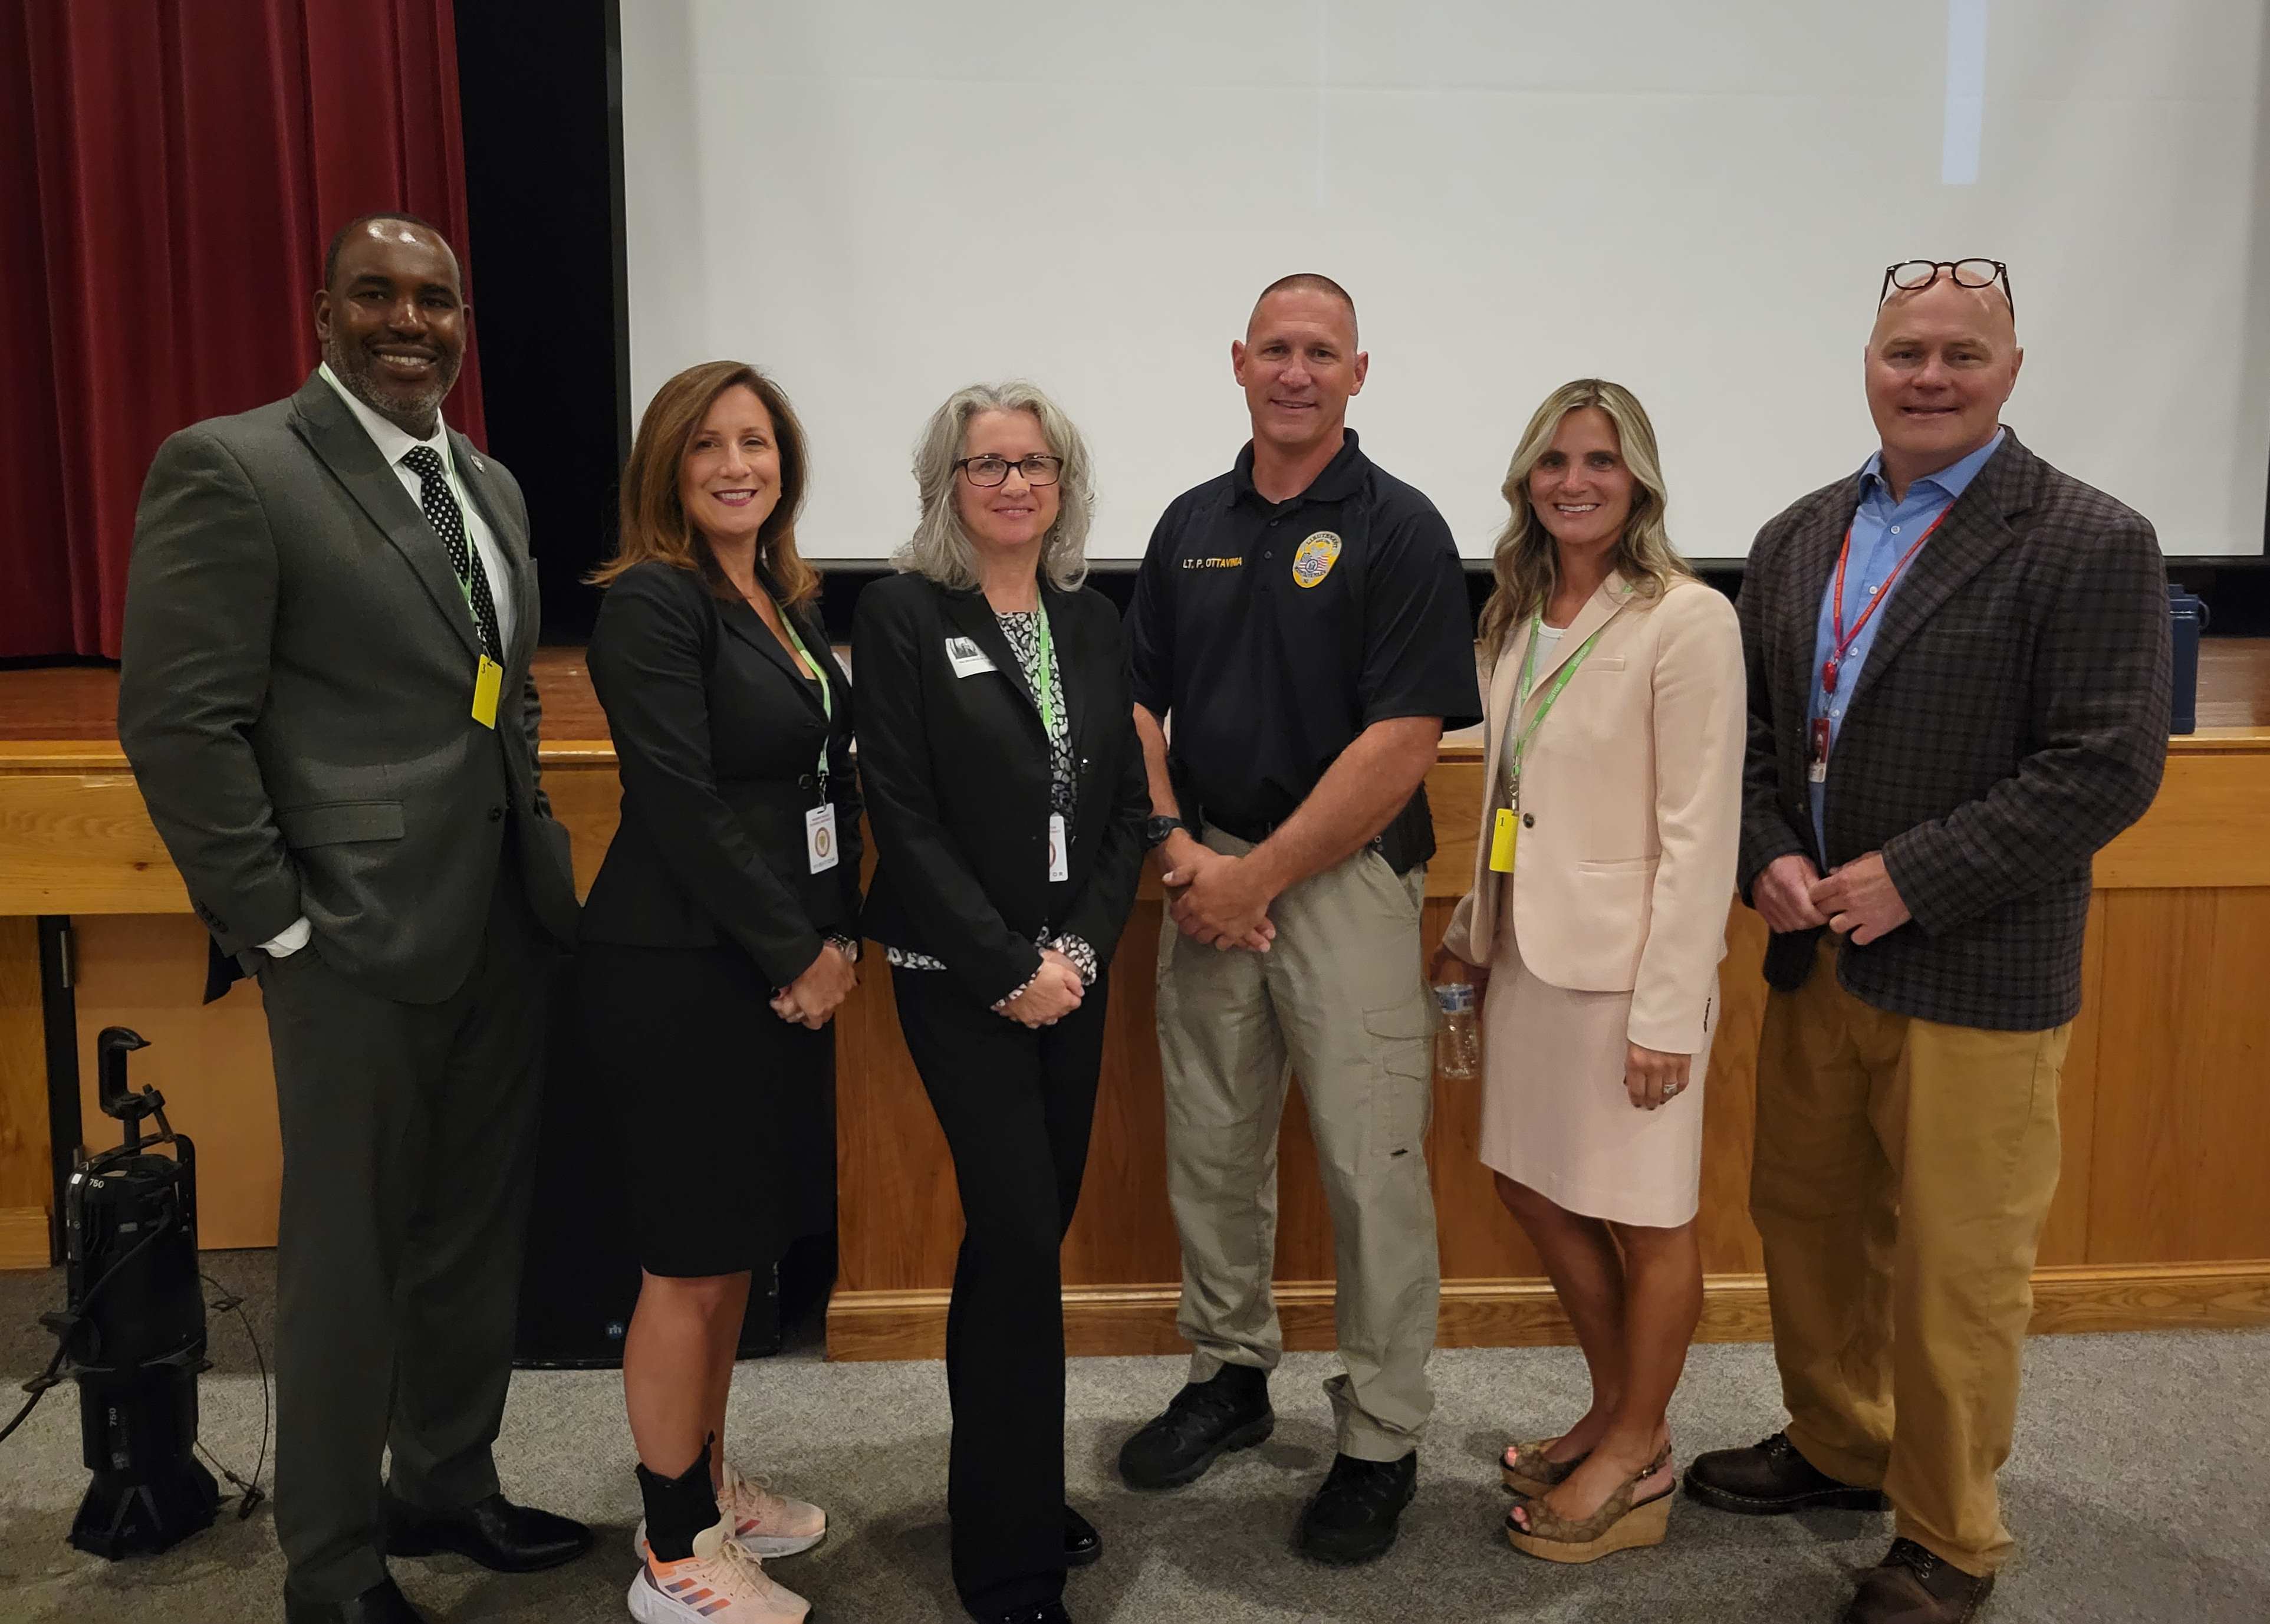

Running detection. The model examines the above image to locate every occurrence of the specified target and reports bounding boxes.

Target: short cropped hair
[323,211,451,292]
[896,382,1095,592]
[1248,272,1359,346]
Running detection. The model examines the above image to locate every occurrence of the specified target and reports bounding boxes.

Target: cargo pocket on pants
[1362,1000,1433,1163]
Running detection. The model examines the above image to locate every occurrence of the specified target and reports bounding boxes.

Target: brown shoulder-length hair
[588,360,820,609]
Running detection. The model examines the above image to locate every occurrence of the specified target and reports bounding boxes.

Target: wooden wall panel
[2037,893,2109,1267]
[0,916,51,1267]
[2084,887,2270,1263]
[70,915,282,1251]
[6,716,2266,1342]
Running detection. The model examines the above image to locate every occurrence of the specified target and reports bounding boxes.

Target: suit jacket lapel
[1782,481,1856,733]
[449,429,535,673]
[718,591,831,724]
[1848,436,2024,713]
[288,374,481,662]
[941,588,1042,724]
[1514,571,1629,731]
[1041,583,1087,758]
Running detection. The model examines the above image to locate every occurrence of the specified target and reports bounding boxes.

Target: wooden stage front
[2,642,2267,1361]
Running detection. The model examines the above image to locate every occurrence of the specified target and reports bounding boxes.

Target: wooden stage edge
[825,1260,2270,1363]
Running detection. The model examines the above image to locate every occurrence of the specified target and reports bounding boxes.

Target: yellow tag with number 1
[1488,806,1518,872]
[471,655,503,729]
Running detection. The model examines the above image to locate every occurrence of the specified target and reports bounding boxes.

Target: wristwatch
[1143,815,1187,850]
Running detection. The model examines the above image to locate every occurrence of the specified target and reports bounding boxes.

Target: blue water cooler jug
[2167,584,2207,735]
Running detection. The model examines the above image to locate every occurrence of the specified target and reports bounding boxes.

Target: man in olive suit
[119,214,588,1624]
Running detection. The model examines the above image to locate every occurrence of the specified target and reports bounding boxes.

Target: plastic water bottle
[1433,981,1480,1079]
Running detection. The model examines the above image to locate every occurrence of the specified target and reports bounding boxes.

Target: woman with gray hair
[853,382,1149,1624]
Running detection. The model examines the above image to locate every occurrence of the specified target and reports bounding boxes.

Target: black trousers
[257,869,551,1601]
[890,965,1108,1618]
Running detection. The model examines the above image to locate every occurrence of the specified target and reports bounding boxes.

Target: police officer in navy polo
[1116,274,1481,1564]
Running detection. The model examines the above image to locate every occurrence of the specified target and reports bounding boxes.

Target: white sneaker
[634,1461,828,1562]
[627,1516,811,1623]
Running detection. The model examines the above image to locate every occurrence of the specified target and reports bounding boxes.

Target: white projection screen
[620,2,2270,563]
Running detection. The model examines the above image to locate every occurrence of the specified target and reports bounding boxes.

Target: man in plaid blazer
[1685,263,2170,1624]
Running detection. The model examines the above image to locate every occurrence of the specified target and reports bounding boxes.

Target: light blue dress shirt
[1808,427,2005,858]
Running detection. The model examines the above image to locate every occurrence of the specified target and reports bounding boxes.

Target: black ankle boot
[1117,1364,1274,1490]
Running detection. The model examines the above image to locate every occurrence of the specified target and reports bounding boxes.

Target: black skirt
[576,941,835,1278]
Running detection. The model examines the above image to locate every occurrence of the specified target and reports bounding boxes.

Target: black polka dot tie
[402,444,502,660]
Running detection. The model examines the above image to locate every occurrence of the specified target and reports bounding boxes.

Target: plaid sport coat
[1738,428,2172,1031]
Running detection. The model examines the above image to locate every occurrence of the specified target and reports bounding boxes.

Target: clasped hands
[1753,850,1911,944]
[997,948,1085,1028]
[1158,834,1278,952]
[770,939,858,1029]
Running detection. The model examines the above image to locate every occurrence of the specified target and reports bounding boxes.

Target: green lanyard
[1505,615,1606,804]
[777,607,833,794]
[1029,605,1061,738]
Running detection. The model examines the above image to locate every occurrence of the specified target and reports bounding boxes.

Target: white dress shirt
[259,368,518,958]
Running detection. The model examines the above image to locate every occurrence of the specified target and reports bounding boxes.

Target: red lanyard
[1820,503,1953,696]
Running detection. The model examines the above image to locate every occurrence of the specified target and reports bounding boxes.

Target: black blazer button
[488,805,504,822]
[799,772,817,790]
[1522,813,1535,829]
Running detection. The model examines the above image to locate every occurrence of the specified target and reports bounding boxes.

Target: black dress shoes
[284,1575,426,1623]
[1117,1363,1273,1490]
[1296,1451,1417,1566]
[1064,1503,1101,1567]
[1685,1431,1890,1516]
[975,1607,1071,1624]
[382,1490,595,1572]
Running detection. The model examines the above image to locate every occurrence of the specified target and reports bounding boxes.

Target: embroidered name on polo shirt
[1182,555,1244,570]
[1291,530,1343,589]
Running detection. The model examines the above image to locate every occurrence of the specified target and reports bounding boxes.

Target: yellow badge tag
[1290,530,1343,589]
[471,655,503,729]
[1488,806,1518,873]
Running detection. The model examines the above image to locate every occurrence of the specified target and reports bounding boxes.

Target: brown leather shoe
[1685,1431,1889,1515]
[1841,1539,1995,1623]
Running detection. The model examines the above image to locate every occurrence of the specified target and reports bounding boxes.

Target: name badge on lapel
[946,636,997,678]
[805,804,840,874]
[1048,813,1070,883]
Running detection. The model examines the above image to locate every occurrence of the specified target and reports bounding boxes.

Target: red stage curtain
[0,0,486,660]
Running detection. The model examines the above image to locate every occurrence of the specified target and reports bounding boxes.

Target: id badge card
[1488,806,1518,873]
[804,803,840,874]
[1048,813,1070,882]
[471,655,504,729]
[1808,717,1831,784]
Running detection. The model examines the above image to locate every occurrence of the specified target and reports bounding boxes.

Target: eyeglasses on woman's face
[955,454,1063,488]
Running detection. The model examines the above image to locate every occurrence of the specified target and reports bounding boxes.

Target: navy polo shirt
[1127,430,1481,863]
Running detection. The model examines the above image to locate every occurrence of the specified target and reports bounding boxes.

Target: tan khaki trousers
[1752,938,2069,1574]
[1156,831,1439,1460]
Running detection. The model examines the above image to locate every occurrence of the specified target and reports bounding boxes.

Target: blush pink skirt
[1476,882,1713,1228]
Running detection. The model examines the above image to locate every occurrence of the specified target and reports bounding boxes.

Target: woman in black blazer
[580,362,853,1623]
[854,382,1149,1624]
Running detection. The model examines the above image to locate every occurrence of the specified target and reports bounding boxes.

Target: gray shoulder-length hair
[895,380,1095,591]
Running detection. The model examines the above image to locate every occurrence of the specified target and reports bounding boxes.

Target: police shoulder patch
[1290,530,1343,589]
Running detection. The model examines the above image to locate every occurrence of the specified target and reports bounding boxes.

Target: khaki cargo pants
[1156,830,1439,1460]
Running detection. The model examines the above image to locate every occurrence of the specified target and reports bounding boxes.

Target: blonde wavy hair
[1476,378,1695,653]
[896,381,1094,591]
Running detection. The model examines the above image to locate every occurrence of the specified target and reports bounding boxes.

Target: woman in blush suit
[853,382,1150,1624]
[1433,379,1744,1563]
[580,361,859,1624]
